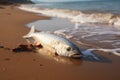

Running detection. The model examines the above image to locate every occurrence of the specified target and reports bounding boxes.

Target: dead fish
[23,25,82,58]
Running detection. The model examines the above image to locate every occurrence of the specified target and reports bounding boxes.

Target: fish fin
[23,25,35,38]
[29,25,35,34]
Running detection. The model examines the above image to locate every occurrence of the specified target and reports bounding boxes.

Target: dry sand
[0,5,120,80]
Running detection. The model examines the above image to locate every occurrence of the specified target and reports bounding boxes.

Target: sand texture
[0,5,120,80]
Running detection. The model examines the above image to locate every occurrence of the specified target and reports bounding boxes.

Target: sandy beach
[0,5,120,80]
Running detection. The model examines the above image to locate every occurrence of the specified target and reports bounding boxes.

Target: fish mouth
[70,53,82,58]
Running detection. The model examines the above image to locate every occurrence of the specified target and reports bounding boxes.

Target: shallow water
[27,17,120,57]
[27,17,74,32]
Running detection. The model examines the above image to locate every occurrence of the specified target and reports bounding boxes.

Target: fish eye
[66,47,72,51]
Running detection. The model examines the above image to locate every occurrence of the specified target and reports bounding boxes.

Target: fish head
[56,44,82,58]
[66,46,82,58]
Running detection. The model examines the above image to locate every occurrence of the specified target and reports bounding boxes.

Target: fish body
[23,26,82,58]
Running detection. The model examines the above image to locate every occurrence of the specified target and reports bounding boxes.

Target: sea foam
[19,5,120,26]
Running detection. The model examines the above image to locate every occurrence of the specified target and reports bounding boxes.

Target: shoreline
[0,5,120,80]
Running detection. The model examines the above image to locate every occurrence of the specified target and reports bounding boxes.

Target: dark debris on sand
[0,45,4,48]
[0,44,36,53]
[12,44,34,52]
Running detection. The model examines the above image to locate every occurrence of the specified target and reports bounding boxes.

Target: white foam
[80,48,120,62]
[19,4,120,26]
[81,31,120,38]
[96,48,120,56]
[112,42,120,47]
[54,29,73,39]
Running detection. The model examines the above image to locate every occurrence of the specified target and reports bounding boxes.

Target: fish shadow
[50,51,111,65]
[81,52,112,63]
[53,56,83,65]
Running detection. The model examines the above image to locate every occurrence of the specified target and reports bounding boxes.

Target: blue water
[32,0,120,14]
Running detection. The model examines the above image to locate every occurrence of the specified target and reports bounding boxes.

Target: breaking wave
[19,4,120,26]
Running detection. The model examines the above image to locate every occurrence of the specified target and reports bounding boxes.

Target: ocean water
[33,0,120,14]
[19,0,120,57]
[20,0,120,26]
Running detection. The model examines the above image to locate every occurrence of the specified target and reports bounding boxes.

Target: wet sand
[0,5,120,80]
